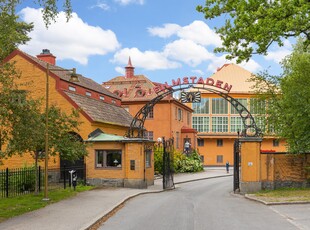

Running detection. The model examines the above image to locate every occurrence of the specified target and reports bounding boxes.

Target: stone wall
[261,153,310,190]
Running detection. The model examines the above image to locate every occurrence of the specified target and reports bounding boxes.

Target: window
[193,98,209,114]
[217,155,223,163]
[176,132,180,149]
[95,150,122,168]
[230,117,244,133]
[193,116,209,132]
[145,149,152,168]
[147,107,154,119]
[250,98,266,114]
[212,117,228,132]
[273,139,279,147]
[187,112,191,125]
[144,131,154,140]
[177,108,183,121]
[86,91,91,96]
[212,98,228,114]
[69,86,76,92]
[198,139,204,146]
[217,139,223,147]
[99,96,105,101]
[231,99,247,114]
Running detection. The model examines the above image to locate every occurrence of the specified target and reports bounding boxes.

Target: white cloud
[192,69,204,75]
[91,1,110,11]
[18,7,120,65]
[206,55,261,74]
[111,47,181,70]
[177,21,222,47]
[265,40,292,63]
[114,0,144,5]
[164,39,214,67]
[148,24,181,38]
[115,66,125,75]
[148,20,222,47]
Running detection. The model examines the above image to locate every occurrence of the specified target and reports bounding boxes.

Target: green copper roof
[87,133,152,143]
[87,133,127,142]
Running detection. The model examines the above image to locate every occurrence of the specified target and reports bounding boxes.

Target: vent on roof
[88,128,104,138]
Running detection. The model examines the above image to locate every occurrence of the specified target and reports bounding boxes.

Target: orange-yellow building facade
[191,64,287,166]
[2,49,154,188]
[103,58,197,152]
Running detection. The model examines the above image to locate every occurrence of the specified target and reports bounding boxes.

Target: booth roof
[87,133,152,143]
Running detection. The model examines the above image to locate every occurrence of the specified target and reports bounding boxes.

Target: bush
[174,151,204,173]
[154,147,204,174]
[154,146,163,174]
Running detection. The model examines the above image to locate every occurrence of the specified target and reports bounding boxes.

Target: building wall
[1,54,128,169]
[261,153,310,189]
[192,92,287,166]
[86,141,154,188]
[123,101,192,152]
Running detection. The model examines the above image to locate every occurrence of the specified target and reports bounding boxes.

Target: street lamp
[43,63,79,201]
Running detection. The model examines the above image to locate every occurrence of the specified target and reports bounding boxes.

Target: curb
[85,174,232,230]
[85,189,165,230]
[244,194,310,206]
[174,174,233,185]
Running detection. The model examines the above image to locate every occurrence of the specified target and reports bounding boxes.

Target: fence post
[84,163,86,185]
[63,164,66,189]
[5,168,9,198]
[38,166,41,192]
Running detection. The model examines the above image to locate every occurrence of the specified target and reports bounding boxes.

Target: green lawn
[0,185,93,223]
[252,187,310,203]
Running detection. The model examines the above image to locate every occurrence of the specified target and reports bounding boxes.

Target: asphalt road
[98,177,310,230]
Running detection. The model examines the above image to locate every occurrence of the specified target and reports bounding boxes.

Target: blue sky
[17,0,292,84]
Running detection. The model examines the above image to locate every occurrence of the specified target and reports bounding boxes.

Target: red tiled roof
[18,50,119,99]
[64,91,133,127]
[103,75,173,102]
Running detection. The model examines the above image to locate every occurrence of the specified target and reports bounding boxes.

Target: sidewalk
[0,167,231,230]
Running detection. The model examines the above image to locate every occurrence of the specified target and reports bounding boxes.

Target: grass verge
[0,185,94,223]
[250,187,310,203]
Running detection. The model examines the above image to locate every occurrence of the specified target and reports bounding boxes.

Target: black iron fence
[0,164,86,198]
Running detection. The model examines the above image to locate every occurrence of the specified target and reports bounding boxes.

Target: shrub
[174,151,204,173]
[154,147,203,174]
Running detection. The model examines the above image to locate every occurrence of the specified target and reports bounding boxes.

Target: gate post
[239,137,263,194]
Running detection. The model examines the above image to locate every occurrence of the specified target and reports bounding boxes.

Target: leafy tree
[3,99,88,192]
[0,0,72,28]
[196,0,310,63]
[251,39,310,153]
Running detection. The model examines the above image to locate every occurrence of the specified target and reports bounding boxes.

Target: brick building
[2,49,155,188]
[103,58,197,152]
[191,64,287,166]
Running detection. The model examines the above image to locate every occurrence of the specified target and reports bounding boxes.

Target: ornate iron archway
[126,84,262,138]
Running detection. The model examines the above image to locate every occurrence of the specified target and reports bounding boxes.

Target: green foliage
[174,151,204,173]
[196,0,310,63]
[251,39,310,153]
[154,147,203,174]
[154,146,163,174]
[0,2,33,60]
[13,166,36,192]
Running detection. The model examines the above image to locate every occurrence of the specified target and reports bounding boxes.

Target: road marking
[269,206,306,230]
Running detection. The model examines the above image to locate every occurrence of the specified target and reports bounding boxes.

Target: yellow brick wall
[1,53,128,169]
[86,142,125,179]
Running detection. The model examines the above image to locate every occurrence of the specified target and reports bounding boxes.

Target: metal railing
[0,164,86,198]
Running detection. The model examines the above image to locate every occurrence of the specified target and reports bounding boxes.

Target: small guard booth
[85,129,154,189]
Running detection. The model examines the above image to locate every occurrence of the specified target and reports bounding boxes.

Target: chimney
[125,56,135,78]
[36,49,56,65]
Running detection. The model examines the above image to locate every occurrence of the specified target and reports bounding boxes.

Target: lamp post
[43,63,79,201]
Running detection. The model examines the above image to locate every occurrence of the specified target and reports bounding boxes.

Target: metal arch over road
[126,83,263,138]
